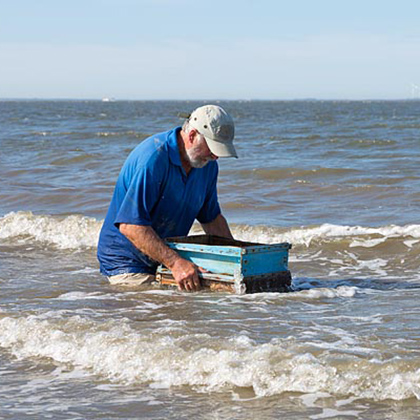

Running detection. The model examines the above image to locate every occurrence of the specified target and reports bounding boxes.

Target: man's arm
[119,223,202,292]
[200,214,234,239]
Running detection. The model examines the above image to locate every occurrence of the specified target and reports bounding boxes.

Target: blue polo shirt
[97,127,221,276]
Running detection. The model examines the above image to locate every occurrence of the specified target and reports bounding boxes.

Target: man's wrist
[163,250,183,270]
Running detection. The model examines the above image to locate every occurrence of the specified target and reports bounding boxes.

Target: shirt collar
[168,126,182,167]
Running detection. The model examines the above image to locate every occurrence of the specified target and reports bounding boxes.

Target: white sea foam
[56,291,109,300]
[219,286,359,302]
[293,286,358,299]
[404,239,420,248]
[327,257,389,278]
[2,211,420,251]
[1,315,419,401]
[233,223,420,248]
[0,211,101,249]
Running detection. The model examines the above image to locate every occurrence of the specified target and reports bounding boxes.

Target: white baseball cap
[188,105,237,158]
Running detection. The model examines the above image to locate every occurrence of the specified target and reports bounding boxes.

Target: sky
[1,0,420,100]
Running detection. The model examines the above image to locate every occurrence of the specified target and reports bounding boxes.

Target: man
[97,104,237,292]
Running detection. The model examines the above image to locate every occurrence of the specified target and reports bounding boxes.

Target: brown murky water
[1,100,420,419]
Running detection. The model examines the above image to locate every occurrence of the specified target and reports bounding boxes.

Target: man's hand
[119,223,205,292]
[170,257,203,292]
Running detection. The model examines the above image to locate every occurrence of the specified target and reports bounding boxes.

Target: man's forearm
[119,224,180,269]
[119,223,202,291]
[201,214,233,239]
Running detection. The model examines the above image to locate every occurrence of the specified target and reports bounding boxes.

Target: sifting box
[156,235,292,293]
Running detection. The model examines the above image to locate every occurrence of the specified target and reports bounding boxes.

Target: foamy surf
[0,315,419,401]
[233,223,420,248]
[0,211,102,249]
[2,211,420,251]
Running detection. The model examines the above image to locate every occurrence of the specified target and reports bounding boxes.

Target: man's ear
[188,129,198,145]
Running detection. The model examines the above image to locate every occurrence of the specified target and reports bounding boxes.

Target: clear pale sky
[1,0,419,100]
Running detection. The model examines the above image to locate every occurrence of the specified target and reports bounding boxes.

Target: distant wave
[224,167,360,181]
[1,211,420,251]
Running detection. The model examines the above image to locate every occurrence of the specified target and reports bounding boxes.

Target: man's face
[186,134,218,168]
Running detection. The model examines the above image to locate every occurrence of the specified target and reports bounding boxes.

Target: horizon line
[1,97,420,102]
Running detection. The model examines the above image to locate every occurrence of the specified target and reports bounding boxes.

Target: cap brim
[205,137,238,158]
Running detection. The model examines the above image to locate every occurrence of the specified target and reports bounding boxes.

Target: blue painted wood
[168,242,243,256]
[164,235,291,279]
[242,250,289,276]
[166,245,240,275]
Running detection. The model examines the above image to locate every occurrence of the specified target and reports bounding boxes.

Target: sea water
[1,100,420,419]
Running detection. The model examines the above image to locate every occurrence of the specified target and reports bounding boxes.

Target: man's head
[184,105,237,160]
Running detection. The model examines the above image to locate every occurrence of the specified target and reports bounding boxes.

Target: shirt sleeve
[196,163,221,224]
[114,161,164,227]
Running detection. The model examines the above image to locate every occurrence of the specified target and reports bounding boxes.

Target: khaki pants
[108,272,156,287]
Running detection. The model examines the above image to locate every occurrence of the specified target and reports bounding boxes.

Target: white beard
[186,140,212,168]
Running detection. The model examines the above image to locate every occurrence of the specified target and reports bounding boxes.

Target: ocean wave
[0,211,101,249]
[225,167,359,181]
[0,315,419,401]
[233,223,420,248]
[1,211,420,251]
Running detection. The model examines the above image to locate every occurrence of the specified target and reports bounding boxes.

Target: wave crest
[0,315,419,401]
[1,211,420,251]
[233,223,420,248]
[0,211,101,249]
